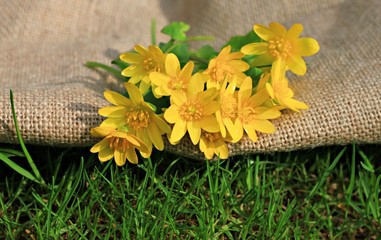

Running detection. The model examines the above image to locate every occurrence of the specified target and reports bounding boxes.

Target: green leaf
[159,40,175,53]
[85,61,125,80]
[161,21,190,41]
[196,45,218,61]
[245,67,263,85]
[0,152,38,182]
[143,90,169,114]
[169,43,189,67]
[111,58,130,71]
[224,30,261,52]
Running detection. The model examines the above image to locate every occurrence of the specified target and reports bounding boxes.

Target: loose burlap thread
[0,0,380,159]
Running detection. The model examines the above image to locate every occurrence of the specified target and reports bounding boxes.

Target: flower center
[221,95,237,120]
[168,77,188,92]
[179,101,203,122]
[268,37,293,59]
[126,108,150,131]
[210,63,234,83]
[202,131,221,142]
[238,102,256,124]
[109,137,130,151]
[143,57,161,72]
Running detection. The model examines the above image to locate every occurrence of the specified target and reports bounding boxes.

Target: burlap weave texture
[0,0,380,158]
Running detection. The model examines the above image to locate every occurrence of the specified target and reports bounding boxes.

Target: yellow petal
[250,88,270,106]
[124,82,144,105]
[90,138,109,153]
[219,45,231,56]
[164,105,180,124]
[254,107,281,119]
[217,143,229,159]
[114,149,126,166]
[152,115,171,133]
[198,88,218,104]
[198,115,220,132]
[241,42,269,55]
[149,72,170,87]
[170,120,187,143]
[165,53,180,77]
[188,74,205,96]
[286,23,303,39]
[251,54,275,67]
[227,52,245,60]
[202,101,219,115]
[252,119,275,133]
[179,61,194,80]
[283,98,309,112]
[229,60,250,72]
[226,78,237,94]
[148,45,164,56]
[271,58,287,82]
[148,123,164,150]
[257,73,270,91]
[126,148,139,164]
[269,22,287,36]
[128,75,142,84]
[104,91,132,107]
[199,137,208,153]
[120,52,144,63]
[294,38,320,56]
[243,123,258,142]
[286,55,307,75]
[238,77,253,102]
[90,126,114,137]
[216,111,226,137]
[122,66,143,77]
[136,130,152,150]
[254,24,275,41]
[266,82,275,99]
[98,106,127,118]
[134,45,150,55]
[233,119,244,142]
[171,91,187,106]
[99,118,124,128]
[223,118,240,142]
[187,122,201,145]
[139,80,151,94]
[98,147,114,162]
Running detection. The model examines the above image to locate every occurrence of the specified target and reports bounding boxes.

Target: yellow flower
[241,22,319,76]
[164,73,220,145]
[120,45,166,93]
[149,53,194,97]
[204,45,249,90]
[199,130,231,160]
[215,78,241,142]
[99,82,171,157]
[236,77,281,142]
[264,66,309,112]
[90,126,150,166]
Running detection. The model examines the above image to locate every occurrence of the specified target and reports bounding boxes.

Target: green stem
[85,62,124,80]
[151,19,157,46]
[164,36,214,53]
[10,90,46,186]
[189,56,209,65]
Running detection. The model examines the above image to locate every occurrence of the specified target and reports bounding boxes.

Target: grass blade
[306,147,347,201]
[9,90,45,185]
[0,153,38,182]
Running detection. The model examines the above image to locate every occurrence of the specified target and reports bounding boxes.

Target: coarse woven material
[0,0,380,159]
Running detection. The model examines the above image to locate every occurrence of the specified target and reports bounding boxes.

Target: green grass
[0,144,380,239]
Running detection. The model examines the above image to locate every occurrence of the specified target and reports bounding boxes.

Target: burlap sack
[1,0,380,159]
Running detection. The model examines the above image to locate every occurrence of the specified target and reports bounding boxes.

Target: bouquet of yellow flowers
[87,21,319,165]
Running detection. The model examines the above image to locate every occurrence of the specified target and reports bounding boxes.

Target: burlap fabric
[1,0,380,159]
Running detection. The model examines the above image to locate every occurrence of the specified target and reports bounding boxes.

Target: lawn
[0,143,380,239]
